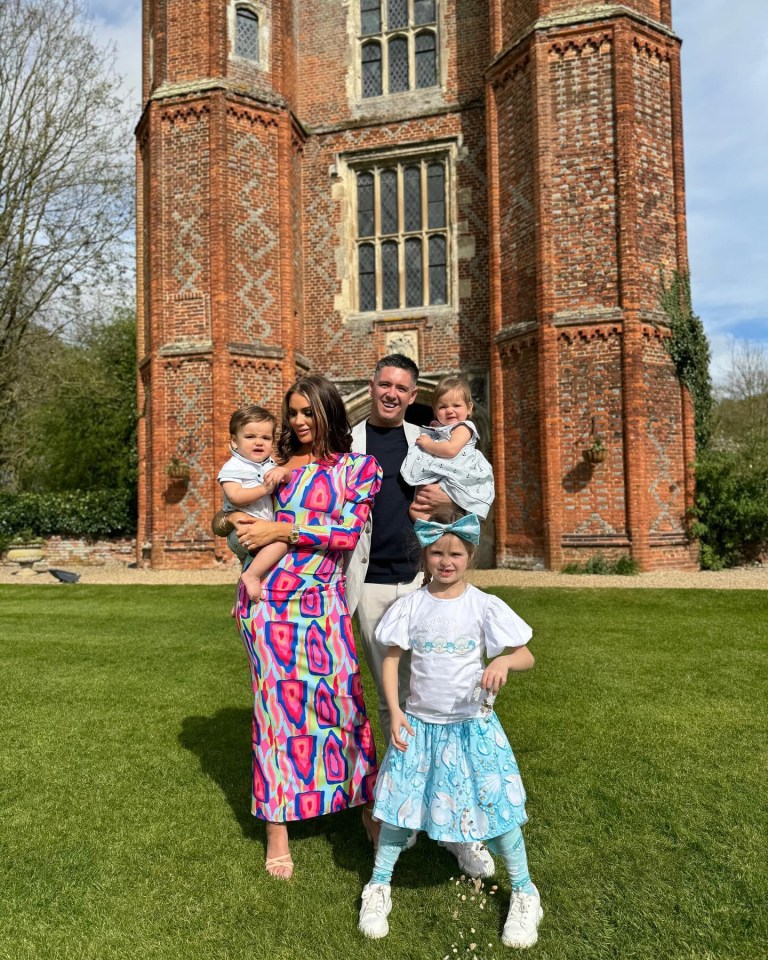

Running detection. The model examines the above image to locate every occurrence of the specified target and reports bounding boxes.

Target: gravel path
[2,561,767,589]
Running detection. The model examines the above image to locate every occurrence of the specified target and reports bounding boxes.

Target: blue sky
[88,0,767,382]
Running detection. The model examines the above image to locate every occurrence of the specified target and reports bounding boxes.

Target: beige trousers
[355,574,421,741]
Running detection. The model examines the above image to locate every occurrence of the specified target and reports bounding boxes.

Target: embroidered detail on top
[411,633,477,654]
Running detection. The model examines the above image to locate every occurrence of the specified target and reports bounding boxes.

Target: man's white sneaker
[502,885,543,949]
[439,840,496,878]
[359,882,392,939]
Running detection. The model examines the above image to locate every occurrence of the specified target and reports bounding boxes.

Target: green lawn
[0,586,766,960]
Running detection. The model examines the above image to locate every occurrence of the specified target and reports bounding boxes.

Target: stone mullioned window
[359,0,439,98]
[354,155,449,313]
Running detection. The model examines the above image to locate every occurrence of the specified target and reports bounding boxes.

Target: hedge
[0,490,136,540]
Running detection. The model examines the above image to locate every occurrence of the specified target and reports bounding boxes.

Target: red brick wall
[497,339,543,564]
[494,55,536,327]
[633,40,677,308]
[549,37,618,312]
[557,329,626,539]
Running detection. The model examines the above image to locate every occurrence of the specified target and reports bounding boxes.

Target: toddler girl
[401,375,494,520]
[358,508,542,949]
[217,404,287,601]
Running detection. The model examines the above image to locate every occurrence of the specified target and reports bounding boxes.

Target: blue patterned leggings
[371,823,535,893]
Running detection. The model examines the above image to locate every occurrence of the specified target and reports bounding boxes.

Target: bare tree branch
[0,0,133,423]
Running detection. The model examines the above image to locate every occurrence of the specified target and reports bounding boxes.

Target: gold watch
[289,523,300,544]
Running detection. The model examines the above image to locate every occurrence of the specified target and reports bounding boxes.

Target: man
[346,354,495,879]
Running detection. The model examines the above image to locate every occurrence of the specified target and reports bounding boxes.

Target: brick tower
[487,0,696,570]
[136,0,302,566]
[136,0,696,570]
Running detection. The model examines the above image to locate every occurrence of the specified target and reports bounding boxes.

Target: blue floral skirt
[372,713,528,843]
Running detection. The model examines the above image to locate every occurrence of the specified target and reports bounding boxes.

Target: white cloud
[676,0,768,380]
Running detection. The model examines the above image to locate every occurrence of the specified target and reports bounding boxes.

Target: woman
[219,375,382,879]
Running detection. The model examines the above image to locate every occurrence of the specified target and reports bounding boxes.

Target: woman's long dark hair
[275,375,352,464]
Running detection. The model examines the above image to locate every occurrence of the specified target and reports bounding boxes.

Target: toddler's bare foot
[230,603,237,618]
[241,568,262,601]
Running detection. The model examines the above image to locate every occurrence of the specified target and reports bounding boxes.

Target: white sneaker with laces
[358,882,392,939]
[438,840,496,878]
[502,885,543,948]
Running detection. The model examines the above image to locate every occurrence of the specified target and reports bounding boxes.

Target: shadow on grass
[178,707,457,889]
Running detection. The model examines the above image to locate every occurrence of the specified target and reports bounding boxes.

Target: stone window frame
[338,139,458,318]
[228,0,270,71]
[357,0,441,100]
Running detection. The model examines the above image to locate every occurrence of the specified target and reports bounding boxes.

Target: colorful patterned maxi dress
[236,452,382,822]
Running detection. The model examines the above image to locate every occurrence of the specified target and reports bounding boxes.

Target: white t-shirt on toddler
[374,583,532,724]
[217,450,276,520]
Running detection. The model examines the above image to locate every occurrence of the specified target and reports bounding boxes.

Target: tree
[715,340,768,447]
[0,0,133,475]
[16,309,138,499]
[694,340,768,568]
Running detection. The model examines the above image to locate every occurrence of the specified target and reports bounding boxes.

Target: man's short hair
[373,353,419,384]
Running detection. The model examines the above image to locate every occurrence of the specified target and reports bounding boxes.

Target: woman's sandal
[265,854,294,880]
[362,805,380,849]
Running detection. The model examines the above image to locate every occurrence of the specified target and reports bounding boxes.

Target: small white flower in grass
[469,944,477,951]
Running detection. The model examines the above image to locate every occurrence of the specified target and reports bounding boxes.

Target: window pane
[382,240,399,309]
[403,166,421,232]
[405,237,423,306]
[357,172,375,237]
[415,31,436,88]
[359,243,376,312]
[361,0,381,35]
[362,42,382,97]
[414,0,435,25]
[429,234,447,304]
[388,0,407,29]
[379,169,398,235]
[388,36,409,93]
[427,162,445,228]
[235,7,259,61]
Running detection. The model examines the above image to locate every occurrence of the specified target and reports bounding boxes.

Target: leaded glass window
[359,243,376,312]
[361,0,381,35]
[429,234,447,304]
[414,0,435,25]
[357,172,375,237]
[405,237,423,307]
[388,0,407,29]
[353,157,450,312]
[403,167,421,232]
[388,36,409,93]
[415,31,436,88]
[362,42,382,98]
[235,7,259,61]
[380,169,398,235]
[359,0,438,97]
[381,241,400,309]
[427,163,445,229]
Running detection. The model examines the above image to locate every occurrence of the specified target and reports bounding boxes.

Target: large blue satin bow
[414,514,481,547]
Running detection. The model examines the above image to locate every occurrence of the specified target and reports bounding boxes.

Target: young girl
[401,375,494,521]
[358,509,542,949]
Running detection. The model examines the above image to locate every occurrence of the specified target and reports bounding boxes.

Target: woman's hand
[389,710,414,752]
[236,518,293,551]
